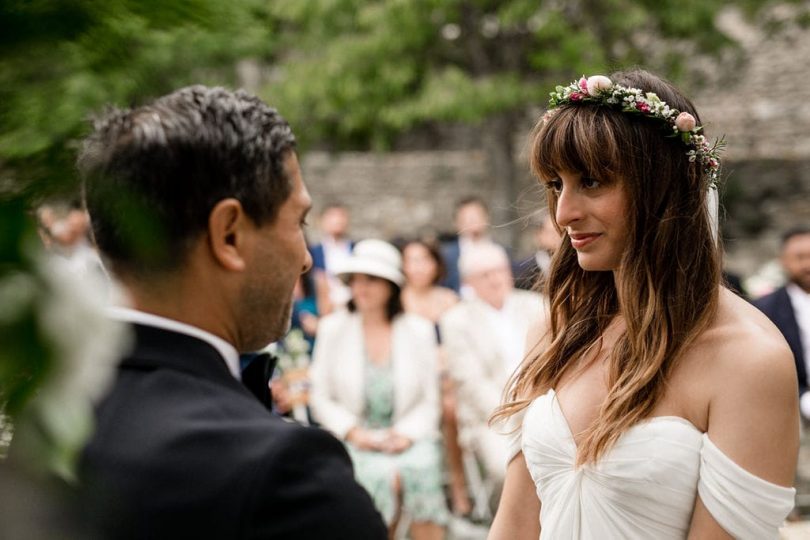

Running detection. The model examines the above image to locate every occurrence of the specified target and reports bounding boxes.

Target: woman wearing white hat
[309,239,449,539]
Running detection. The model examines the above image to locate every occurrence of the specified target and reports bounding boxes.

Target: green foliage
[1,0,802,181]
[0,0,280,200]
[263,0,756,150]
[0,1,281,471]
[0,198,53,418]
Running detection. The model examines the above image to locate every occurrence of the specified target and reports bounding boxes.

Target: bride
[488,69,799,539]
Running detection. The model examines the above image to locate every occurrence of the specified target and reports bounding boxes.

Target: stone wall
[695,5,810,278]
[698,6,810,162]
[301,151,810,282]
[302,149,542,250]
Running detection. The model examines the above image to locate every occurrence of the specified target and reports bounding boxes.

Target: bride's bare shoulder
[695,288,796,397]
[686,289,799,485]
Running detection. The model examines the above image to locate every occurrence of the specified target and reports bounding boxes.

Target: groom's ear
[207,198,252,272]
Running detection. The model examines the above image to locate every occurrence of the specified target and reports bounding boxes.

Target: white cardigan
[309,310,441,441]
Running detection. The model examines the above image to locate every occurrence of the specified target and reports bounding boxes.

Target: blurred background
[2,0,809,286]
[2,0,810,536]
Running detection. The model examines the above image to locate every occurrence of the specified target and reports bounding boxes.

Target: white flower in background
[283,329,310,358]
[273,328,311,372]
[8,254,130,481]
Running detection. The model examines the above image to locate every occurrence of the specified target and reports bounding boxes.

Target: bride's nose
[555,187,584,228]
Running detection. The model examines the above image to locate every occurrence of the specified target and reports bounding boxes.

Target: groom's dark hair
[79,85,296,277]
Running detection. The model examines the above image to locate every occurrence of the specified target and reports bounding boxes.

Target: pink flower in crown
[636,102,650,113]
[586,75,613,96]
[675,112,697,132]
[709,159,718,168]
[570,93,583,101]
[578,77,588,93]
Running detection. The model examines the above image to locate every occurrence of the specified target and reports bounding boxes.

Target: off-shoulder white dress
[507,389,795,540]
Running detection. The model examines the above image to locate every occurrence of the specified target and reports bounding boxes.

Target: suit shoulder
[231,421,351,487]
[264,421,347,458]
[244,424,387,537]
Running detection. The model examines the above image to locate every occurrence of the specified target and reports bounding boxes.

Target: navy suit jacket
[753,286,807,394]
[440,239,462,292]
[79,324,385,539]
[310,243,327,272]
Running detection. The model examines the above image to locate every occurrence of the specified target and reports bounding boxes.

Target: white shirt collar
[322,235,351,250]
[107,306,241,380]
[787,282,810,306]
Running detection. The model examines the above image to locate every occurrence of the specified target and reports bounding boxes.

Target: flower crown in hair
[545,75,725,188]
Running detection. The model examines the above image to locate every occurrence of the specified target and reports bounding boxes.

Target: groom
[77,86,386,539]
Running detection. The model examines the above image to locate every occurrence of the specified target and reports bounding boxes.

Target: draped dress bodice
[513,389,795,540]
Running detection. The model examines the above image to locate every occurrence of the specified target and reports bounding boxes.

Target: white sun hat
[334,239,405,287]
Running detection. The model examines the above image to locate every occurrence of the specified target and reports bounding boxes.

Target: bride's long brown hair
[492,69,722,465]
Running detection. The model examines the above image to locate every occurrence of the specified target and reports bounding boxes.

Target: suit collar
[122,324,279,412]
[122,323,240,384]
[109,307,240,379]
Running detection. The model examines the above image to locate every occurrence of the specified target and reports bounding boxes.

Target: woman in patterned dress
[310,239,449,539]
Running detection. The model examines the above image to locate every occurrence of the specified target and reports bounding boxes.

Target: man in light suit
[77,86,385,539]
[754,226,810,419]
[440,242,544,487]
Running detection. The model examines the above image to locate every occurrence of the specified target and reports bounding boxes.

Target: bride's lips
[569,232,601,249]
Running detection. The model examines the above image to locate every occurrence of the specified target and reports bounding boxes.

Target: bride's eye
[581,176,602,189]
[545,178,562,194]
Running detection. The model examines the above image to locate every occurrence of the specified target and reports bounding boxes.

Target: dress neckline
[542,388,703,451]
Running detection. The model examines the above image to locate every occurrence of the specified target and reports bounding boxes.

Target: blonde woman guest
[310,239,449,540]
[401,239,469,515]
[489,69,798,539]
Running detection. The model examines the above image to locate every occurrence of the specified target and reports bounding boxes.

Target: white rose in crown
[675,112,697,132]
[586,75,613,96]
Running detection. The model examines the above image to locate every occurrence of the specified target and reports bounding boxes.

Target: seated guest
[440,243,544,492]
[309,239,449,539]
[291,268,320,350]
[270,268,321,420]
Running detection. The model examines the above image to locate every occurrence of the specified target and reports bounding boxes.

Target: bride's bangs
[531,105,624,185]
